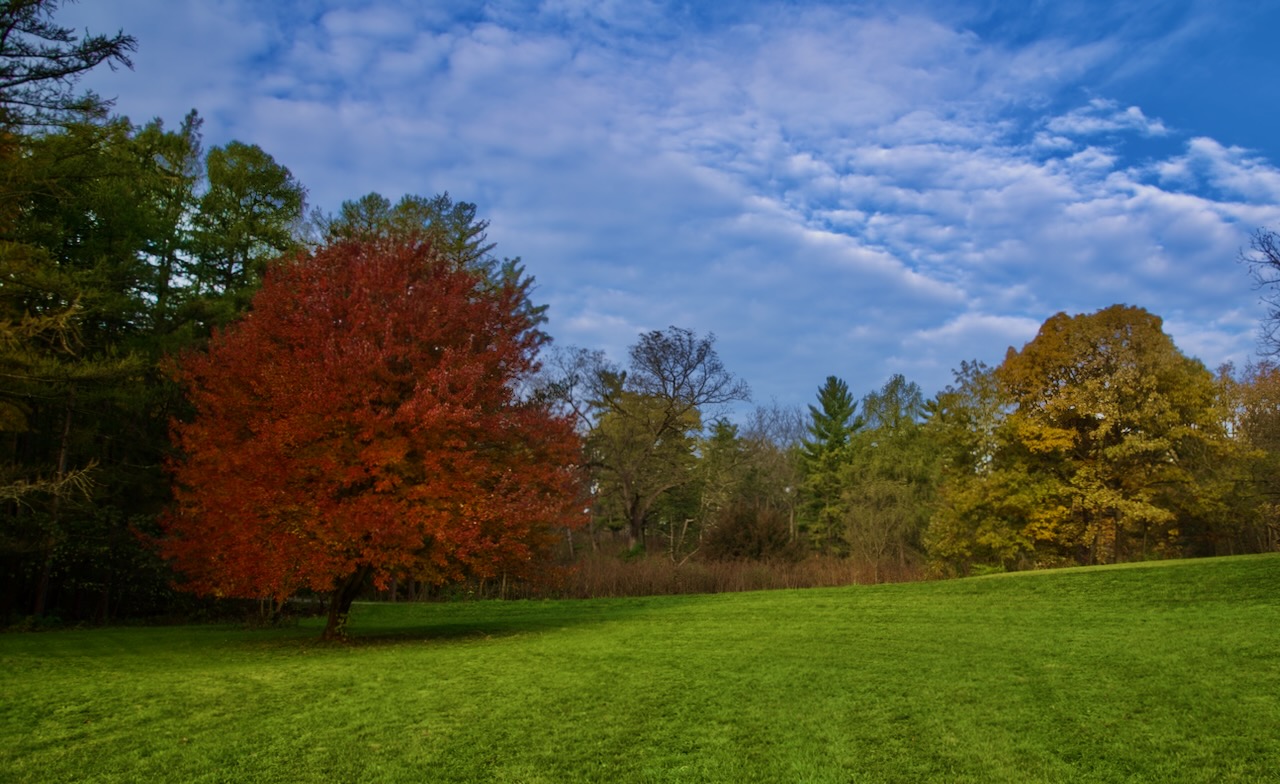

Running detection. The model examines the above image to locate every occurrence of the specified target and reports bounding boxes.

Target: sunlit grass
[3,554,1278,782]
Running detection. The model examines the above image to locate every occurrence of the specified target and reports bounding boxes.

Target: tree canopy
[566,327,749,552]
[928,305,1231,571]
[798,375,859,552]
[162,239,583,639]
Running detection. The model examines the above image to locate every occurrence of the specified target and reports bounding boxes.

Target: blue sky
[63,0,1280,414]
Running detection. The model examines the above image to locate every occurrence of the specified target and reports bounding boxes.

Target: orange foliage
[161,239,584,609]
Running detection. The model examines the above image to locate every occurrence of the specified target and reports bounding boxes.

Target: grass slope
[3,555,1278,783]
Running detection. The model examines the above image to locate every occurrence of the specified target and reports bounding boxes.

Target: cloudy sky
[63,0,1280,414]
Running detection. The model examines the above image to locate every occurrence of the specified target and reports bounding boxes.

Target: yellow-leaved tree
[929,306,1239,572]
[996,305,1230,564]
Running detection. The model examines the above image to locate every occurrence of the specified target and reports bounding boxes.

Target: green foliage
[0,115,158,618]
[798,375,860,552]
[1213,362,1280,553]
[841,375,938,577]
[587,385,700,544]
[3,555,1278,782]
[674,404,805,562]
[186,140,306,323]
[695,420,745,518]
[0,0,137,128]
[310,191,547,330]
[926,359,1003,476]
[800,375,859,462]
[576,327,748,552]
[796,373,939,564]
[858,372,926,432]
[925,361,1026,572]
[314,192,493,264]
[0,107,308,621]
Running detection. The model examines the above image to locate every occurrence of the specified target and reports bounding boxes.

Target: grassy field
[2,555,1278,783]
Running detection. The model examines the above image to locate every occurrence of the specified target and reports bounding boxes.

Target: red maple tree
[161,239,583,639]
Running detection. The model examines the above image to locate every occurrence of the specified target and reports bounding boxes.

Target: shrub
[702,500,806,562]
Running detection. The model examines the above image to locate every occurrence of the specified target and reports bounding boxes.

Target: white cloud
[1045,98,1169,137]
[1157,138,1280,203]
[57,0,1280,407]
[893,312,1043,380]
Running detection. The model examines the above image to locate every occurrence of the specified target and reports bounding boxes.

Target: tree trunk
[628,499,646,552]
[322,567,371,641]
[31,546,52,618]
[96,576,110,625]
[33,393,75,618]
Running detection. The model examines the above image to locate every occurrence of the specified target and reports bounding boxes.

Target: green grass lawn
[3,554,1279,783]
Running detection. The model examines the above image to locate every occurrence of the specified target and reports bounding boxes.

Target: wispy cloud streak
[63,0,1280,407]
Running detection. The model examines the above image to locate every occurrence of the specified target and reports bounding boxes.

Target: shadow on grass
[296,594,689,648]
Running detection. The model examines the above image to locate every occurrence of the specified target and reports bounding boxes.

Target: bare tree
[1243,228,1280,354]
[626,327,750,421]
[741,401,805,540]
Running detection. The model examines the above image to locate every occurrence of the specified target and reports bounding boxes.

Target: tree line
[3,1,1278,635]
[557,302,1280,579]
